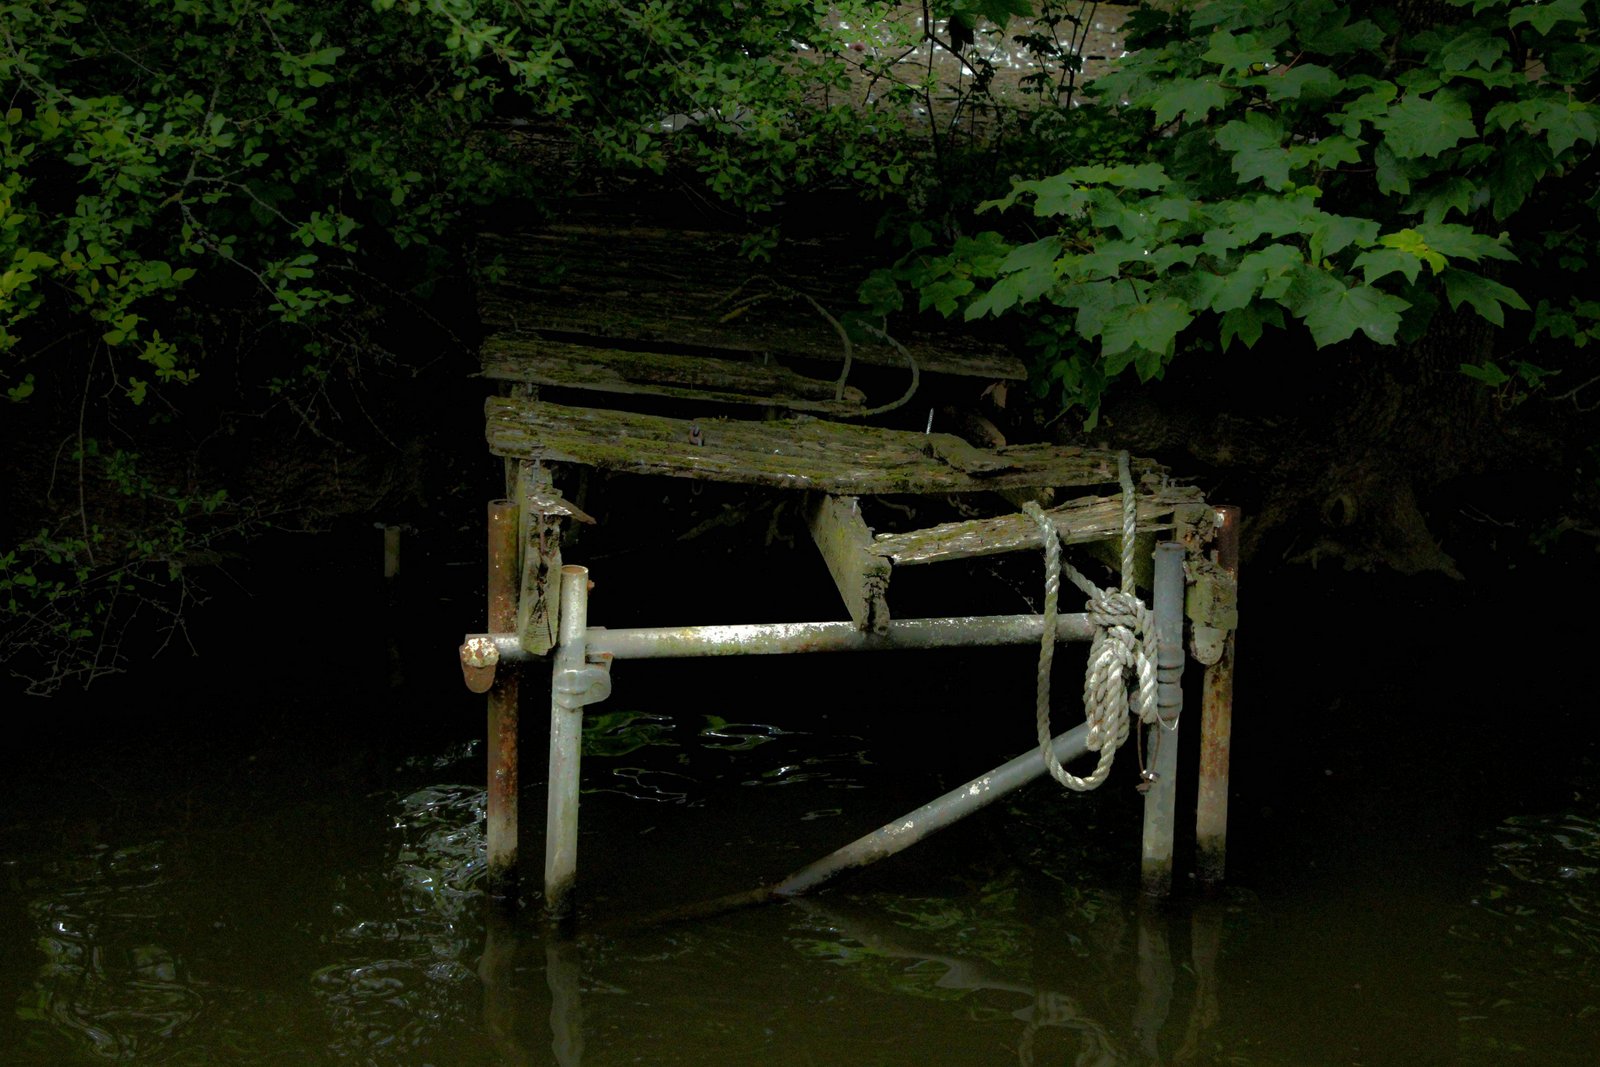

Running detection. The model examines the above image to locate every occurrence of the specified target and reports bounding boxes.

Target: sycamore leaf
[1219,304,1285,350]
[918,277,974,316]
[967,266,1055,319]
[1508,0,1586,35]
[1375,89,1478,158]
[1253,63,1340,100]
[1310,214,1381,262]
[1412,222,1517,262]
[1058,163,1170,191]
[1222,194,1325,243]
[1100,298,1194,359]
[1144,78,1228,125]
[1300,283,1410,346]
[1488,136,1552,218]
[1333,81,1397,137]
[1214,113,1293,189]
[1217,244,1303,309]
[1066,278,1143,338]
[1532,98,1600,156]
[1434,25,1507,72]
[1352,247,1427,285]
[1374,141,1417,196]
[1300,15,1384,55]
[1441,269,1529,326]
[997,236,1061,276]
[1201,30,1281,76]
[1077,239,1152,279]
[1406,176,1479,223]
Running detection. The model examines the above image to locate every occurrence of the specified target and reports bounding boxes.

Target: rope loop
[1023,452,1159,792]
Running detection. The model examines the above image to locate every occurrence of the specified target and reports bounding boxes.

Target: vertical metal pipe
[1141,542,1186,896]
[546,936,585,1066]
[486,501,520,892]
[1197,506,1240,885]
[545,565,590,918]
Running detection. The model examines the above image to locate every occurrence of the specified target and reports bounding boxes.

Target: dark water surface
[2,531,1596,1066]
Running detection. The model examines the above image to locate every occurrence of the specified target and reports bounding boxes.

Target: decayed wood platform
[476,205,1216,647]
[467,205,1238,909]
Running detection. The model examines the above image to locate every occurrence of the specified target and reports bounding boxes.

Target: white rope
[1023,452,1160,792]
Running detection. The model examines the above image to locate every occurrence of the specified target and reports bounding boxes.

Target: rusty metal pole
[1196,507,1240,885]
[486,500,520,892]
[1141,542,1186,897]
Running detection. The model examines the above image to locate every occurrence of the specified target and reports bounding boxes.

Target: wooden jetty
[459,207,1240,916]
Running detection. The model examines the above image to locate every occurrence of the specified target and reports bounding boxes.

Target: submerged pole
[545,565,591,918]
[773,723,1091,897]
[1196,507,1240,884]
[1141,542,1187,896]
[486,500,520,893]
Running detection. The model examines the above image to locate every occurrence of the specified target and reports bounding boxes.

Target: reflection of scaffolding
[457,211,1240,918]
[477,896,1229,1067]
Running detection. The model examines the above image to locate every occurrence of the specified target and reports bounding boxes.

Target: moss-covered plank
[484,396,1163,495]
[870,485,1209,566]
[477,227,1027,382]
[481,338,866,414]
[807,495,891,633]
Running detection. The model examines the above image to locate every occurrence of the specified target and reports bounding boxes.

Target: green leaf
[1508,0,1586,35]
[918,277,974,316]
[1099,299,1194,359]
[1441,269,1529,325]
[1057,163,1170,191]
[1459,360,1510,386]
[1406,176,1479,223]
[1300,283,1410,346]
[1434,26,1508,72]
[1374,89,1477,158]
[1219,304,1284,350]
[1214,244,1303,311]
[1309,214,1380,263]
[1531,98,1600,156]
[1201,30,1281,76]
[857,269,902,315]
[1214,113,1293,189]
[1352,247,1427,285]
[1412,222,1517,262]
[1488,136,1552,218]
[1255,63,1340,100]
[1144,78,1229,125]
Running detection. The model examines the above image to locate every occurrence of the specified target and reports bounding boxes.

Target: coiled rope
[1022,452,1160,792]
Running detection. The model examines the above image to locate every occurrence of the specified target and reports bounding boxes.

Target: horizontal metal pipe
[469,613,1098,662]
[773,722,1092,897]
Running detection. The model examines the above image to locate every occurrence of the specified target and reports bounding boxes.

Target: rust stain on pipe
[1196,505,1239,885]
[486,499,521,888]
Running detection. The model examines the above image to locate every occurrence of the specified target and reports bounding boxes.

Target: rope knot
[1024,453,1160,792]
[1085,588,1146,634]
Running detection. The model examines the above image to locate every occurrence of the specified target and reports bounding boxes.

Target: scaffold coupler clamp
[553,652,613,711]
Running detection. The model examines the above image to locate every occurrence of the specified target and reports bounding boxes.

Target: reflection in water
[1448,808,1600,1057]
[23,841,203,1061]
[787,895,1224,1067]
[311,784,487,1063]
[9,717,1596,1065]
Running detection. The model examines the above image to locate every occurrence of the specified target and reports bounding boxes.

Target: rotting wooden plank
[480,339,866,414]
[477,228,1027,382]
[871,486,1208,566]
[515,461,578,656]
[485,396,1163,495]
[807,495,892,634]
[925,433,1014,475]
